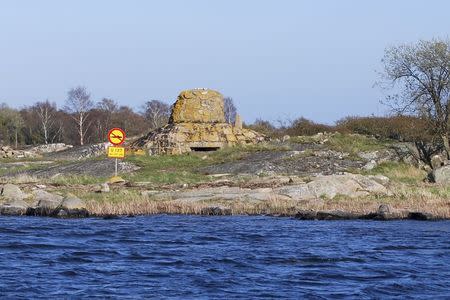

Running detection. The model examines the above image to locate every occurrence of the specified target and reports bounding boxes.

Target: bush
[245,119,280,137]
[284,117,332,136]
[247,115,436,145]
[335,115,434,142]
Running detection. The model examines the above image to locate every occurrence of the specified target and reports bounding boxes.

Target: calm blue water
[0,216,449,299]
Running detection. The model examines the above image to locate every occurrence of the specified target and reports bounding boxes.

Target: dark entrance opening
[190,147,220,152]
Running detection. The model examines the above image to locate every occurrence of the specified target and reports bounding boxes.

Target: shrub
[335,115,433,142]
[245,118,280,137]
[284,117,332,136]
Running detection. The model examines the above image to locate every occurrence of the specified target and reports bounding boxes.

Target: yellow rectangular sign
[108,146,125,158]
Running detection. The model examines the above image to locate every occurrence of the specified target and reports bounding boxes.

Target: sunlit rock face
[132,89,266,155]
[169,89,226,124]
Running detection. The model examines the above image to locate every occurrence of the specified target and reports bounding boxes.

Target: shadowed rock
[0,199,29,215]
[200,206,232,216]
[407,212,436,221]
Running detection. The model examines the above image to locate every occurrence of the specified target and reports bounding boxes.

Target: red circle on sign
[108,128,126,145]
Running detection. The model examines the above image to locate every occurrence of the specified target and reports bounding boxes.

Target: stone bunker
[132,89,265,155]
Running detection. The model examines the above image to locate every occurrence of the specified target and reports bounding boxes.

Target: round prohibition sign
[108,128,126,146]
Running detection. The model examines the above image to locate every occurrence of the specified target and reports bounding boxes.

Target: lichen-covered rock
[29,143,73,154]
[132,89,266,155]
[56,195,89,218]
[0,146,37,159]
[33,190,64,208]
[432,165,450,184]
[26,192,89,217]
[234,114,243,129]
[60,195,86,210]
[431,154,446,170]
[134,123,265,155]
[0,184,27,200]
[170,89,225,123]
[94,183,110,193]
[276,173,390,199]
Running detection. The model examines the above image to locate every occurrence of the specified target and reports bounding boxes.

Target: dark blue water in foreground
[0,216,449,299]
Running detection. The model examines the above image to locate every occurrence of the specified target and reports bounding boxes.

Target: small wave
[59,270,78,277]
[0,228,27,234]
[57,255,94,263]
[195,235,225,242]
[300,256,366,264]
[374,245,421,251]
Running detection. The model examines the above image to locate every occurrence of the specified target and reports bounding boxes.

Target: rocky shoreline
[0,182,445,221]
[196,204,443,221]
[0,184,89,218]
[0,205,444,221]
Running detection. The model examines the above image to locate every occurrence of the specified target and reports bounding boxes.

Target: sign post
[107,128,126,178]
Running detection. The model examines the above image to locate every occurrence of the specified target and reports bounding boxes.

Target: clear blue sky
[1,0,449,124]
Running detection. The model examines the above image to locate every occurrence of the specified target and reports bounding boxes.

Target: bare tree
[98,98,118,115]
[64,86,93,145]
[33,100,57,144]
[380,39,450,157]
[94,98,118,141]
[142,100,170,129]
[223,97,237,124]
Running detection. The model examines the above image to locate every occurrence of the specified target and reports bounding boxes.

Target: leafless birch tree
[33,100,57,144]
[142,100,170,129]
[64,86,93,145]
[223,97,237,124]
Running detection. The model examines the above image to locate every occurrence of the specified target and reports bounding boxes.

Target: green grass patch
[0,161,57,178]
[206,143,290,163]
[365,161,426,184]
[326,133,393,155]
[49,174,107,185]
[124,153,210,184]
[289,136,322,144]
[427,185,450,198]
[79,189,145,203]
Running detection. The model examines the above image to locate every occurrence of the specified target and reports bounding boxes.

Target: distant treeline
[0,86,437,150]
[246,115,434,143]
[0,86,239,147]
[0,86,170,147]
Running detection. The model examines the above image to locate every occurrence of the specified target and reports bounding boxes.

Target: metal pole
[115,158,118,177]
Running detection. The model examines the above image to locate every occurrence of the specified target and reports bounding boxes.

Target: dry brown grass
[83,191,450,218]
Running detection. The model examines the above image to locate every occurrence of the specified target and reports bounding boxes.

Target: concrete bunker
[131,89,266,155]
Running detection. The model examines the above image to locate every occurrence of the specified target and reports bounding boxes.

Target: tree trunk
[14,131,18,149]
[44,125,48,144]
[442,134,450,159]
[79,115,84,146]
